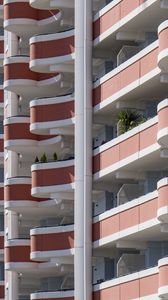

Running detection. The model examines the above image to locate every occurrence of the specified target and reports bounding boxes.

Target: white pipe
[74,0,92,299]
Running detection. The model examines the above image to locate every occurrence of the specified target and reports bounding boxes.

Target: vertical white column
[8,272,19,300]
[74,0,92,299]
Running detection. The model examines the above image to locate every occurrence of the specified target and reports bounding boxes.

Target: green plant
[117,110,145,135]
[40,153,47,163]
[34,156,39,163]
[53,152,58,161]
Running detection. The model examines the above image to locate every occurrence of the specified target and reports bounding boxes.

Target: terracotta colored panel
[139,124,157,150]
[0,187,3,200]
[31,231,74,251]
[158,186,168,209]
[159,265,168,287]
[0,236,4,249]
[93,214,119,241]
[4,2,58,21]
[4,63,36,81]
[119,206,139,231]
[119,134,139,160]
[5,245,31,262]
[31,101,74,123]
[93,144,119,173]
[158,107,168,130]
[0,139,4,153]
[32,166,74,187]
[30,36,74,60]
[93,4,120,39]
[4,123,35,140]
[93,72,121,106]
[0,40,4,54]
[139,198,157,223]
[159,29,168,52]
[120,280,139,299]
[140,274,158,297]
[140,48,158,77]
[0,285,4,298]
[120,0,141,18]
[120,61,140,90]
[0,89,4,103]
[5,184,38,201]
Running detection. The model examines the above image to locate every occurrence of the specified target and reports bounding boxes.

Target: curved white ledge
[30,248,75,260]
[4,56,29,65]
[30,224,74,235]
[30,54,75,73]
[30,29,74,43]
[5,239,30,247]
[31,290,74,300]
[158,48,168,72]
[5,262,37,271]
[31,159,74,171]
[157,98,168,112]
[30,94,74,107]
[30,118,75,136]
[30,0,74,9]
[158,20,168,34]
[157,177,168,189]
[4,116,30,125]
[157,127,168,146]
[31,183,75,198]
[5,177,31,185]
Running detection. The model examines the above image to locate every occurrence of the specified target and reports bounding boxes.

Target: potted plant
[40,153,47,163]
[34,156,39,163]
[53,152,58,161]
[117,110,145,135]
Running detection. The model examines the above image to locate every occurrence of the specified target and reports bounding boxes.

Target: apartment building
[3,0,168,299]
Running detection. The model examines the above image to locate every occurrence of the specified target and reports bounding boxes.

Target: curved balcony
[31,159,74,198]
[4,176,44,212]
[4,55,62,97]
[4,0,60,37]
[31,290,74,300]
[5,239,36,271]
[157,99,168,146]
[158,20,168,72]
[30,224,74,261]
[30,94,75,135]
[30,29,75,74]
[4,116,37,152]
[158,257,168,299]
[157,178,168,223]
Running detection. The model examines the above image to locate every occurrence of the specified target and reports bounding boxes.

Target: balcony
[93,0,168,46]
[30,29,75,75]
[4,176,44,212]
[30,93,75,136]
[31,159,74,198]
[4,0,61,37]
[5,239,36,271]
[4,55,62,97]
[93,255,168,299]
[93,41,160,112]
[30,224,74,261]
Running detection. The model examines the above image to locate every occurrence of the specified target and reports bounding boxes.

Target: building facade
[3,0,168,300]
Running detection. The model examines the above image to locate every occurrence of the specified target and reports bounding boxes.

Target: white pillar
[74,0,92,299]
[8,272,19,300]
